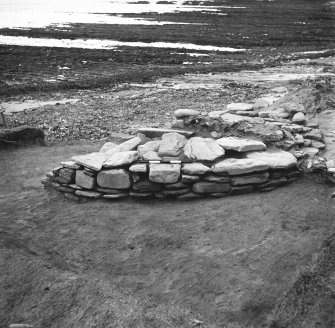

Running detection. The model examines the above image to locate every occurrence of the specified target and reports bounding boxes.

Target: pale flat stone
[174,108,200,118]
[75,170,96,189]
[103,193,129,200]
[212,158,269,175]
[72,152,107,171]
[227,103,254,112]
[103,151,139,168]
[158,133,186,157]
[142,151,162,161]
[75,190,102,198]
[138,140,161,157]
[310,140,325,149]
[231,172,269,185]
[97,169,131,189]
[104,137,142,157]
[181,163,211,175]
[149,163,181,184]
[294,134,304,145]
[281,102,306,114]
[246,149,297,170]
[192,182,231,194]
[326,160,335,169]
[177,192,202,199]
[220,113,254,123]
[304,129,323,141]
[181,175,200,183]
[292,112,306,124]
[208,110,227,118]
[271,86,288,93]
[303,147,319,157]
[184,137,225,162]
[217,137,266,152]
[253,98,273,109]
[129,163,148,173]
[99,142,118,154]
[61,160,82,169]
[137,127,194,138]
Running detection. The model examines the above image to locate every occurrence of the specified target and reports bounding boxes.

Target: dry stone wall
[42,129,301,201]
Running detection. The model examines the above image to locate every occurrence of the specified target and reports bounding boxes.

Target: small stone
[304,129,323,141]
[193,181,231,194]
[182,163,211,175]
[327,168,335,173]
[97,169,131,189]
[217,137,266,152]
[231,172,269,185]
[75,190,102,198]
[72,152,107,171]
[129,163,148,173]
[76,170,96,189]
[103,151,139,168]
[281,102,306,114]
[177,192,202,200]
[293,151,305,159]
[181,175,200,183]
[129,191,153,199]
[137,128,194,138]
[162,188,191,196]
[304,139,312,147]
[61,160,82,169]
[292,112,306,124]
[271,86,288,93]
[158,133,186,157]
[231,185,254,195]
[174,108,200,118]
[235,111,258,117]
[149,163,181,184]
[210,193,229,198]
[52,166,62,175]
[269,108,290,120]
[133,179,162,192]
[132,173,141,183]
[221,113,255,123]
[306,122,319,129]
[208,110,227,118]
[171,119,185,129]
[211,131,222,139]
[310,140,325,149]
[257,177,288,189]
[246,150,297,170]
[281,125,304,133]
[253,98,272,109]
[138,140,161,157]
[142,151,162,161]
[184,137,225,162]
[103,193,129,200]
[99,141,118,154]
[326,160,335,169]
[258,111,270,118]
[83,168,96,177]
[202,175,231,183]
[227,103,254,112]
[211,158,269,175]
[294,134,304,145]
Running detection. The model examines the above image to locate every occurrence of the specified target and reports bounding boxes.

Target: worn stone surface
[83,168,96,177]
[182,163,211,175]
[292,112,306,124]
[246,150,297,170]
[103,151,139,168]
[303,147,320,157]
[181,174,200,183]
[99,142,117,154]
[149,163,181,184]
[281,102,306,114]
[304,129,323,141]
[158,133,186,157]
[231,185,255,195]
[75,170,96,189]
[220,113,254,123]
[202,175,231,183]
[55,168,76,184]
[138,140,161,157]
[164,181,190,190]
[103,193,129,200]
[97,169,131,189]
[212,158,269,175]
[231,172,269,185]
[217,137,266,152]
[253,98,272,109]
[310,140,326,149]
[96,187,125,194]
[72,152,106,171]
[129,191,153,199]
[193,181,231,194]
[208,110,227,118]
[177,192,202,199]
[294,134,304,145]
[162,188,191,196]
[257,177,288,189]
[129,163,148,173]
[137,127,194,138]
[269,108,290,120]
[61,160,82,169]
[142,151,162,161]
[133,179,162,192]
[184,137,225,162]
[104,137,142,157]
[226,103,254,112]
[75,190,102,198]
[174,108,200,118]
[281,125,304,133]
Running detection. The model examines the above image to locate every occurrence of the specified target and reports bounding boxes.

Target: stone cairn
[42,124,302,201]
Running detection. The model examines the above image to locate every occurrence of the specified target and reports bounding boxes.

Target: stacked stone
[42,129,300,201]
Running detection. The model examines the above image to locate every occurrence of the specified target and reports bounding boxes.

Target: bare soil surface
[1,143,335,328]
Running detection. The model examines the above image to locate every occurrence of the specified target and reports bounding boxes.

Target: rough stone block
[231,172,269,185]
[217,136,266,152]
[133,179,162,192]
[212,158,269,175]
[76,170,96,189]
[97,169,131,189]
[103,151,139,168]
[149,163,181,184]
[182,163,211,175]
[184,137,225,162]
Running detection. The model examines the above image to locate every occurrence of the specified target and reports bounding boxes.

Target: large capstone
[103,151,139,168]
[158,133,187,157]
[149,163,181,184]
[97,169,131,189]
[217,137,266,152]
[212,158,269,175]
[246,149,297,170]
[72,152,107,171]
[184,137,225,162]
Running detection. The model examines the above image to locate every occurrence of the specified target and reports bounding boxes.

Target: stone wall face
[42,130,301,201]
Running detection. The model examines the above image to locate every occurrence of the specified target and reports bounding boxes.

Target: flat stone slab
[138,140,161,157]
[181,163,211,175]
[304,129,323,141]
[158,133,186,157]
[99,142,117,154]
[174,108,200,118]
[103,137,142,157]
[137,128,194,138]
[75,190,102,198]
[97,169,131,189]
[72,152,107,171]
[133,179,162,192]
[212,158,269,175]
[103,151,139,168]
[226,102,254,112]
[231,172,270,185]
[149,163,181,184]
[246,149,297,170]
[61,160,82,169]
[75,170,96,189]
[220,113,255,123]
[129,163,148,173]
[184,137,225,162]
[217,137,266,152]
[192,181,231,194]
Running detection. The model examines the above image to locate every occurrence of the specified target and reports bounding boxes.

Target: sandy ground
[1,143,335,327]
